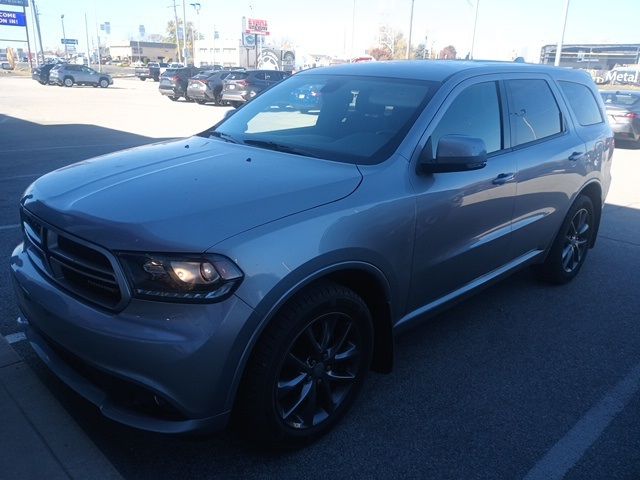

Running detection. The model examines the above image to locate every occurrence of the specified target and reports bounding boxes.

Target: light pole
[470,0,480,59]
[554,0,570,66]
[61,14,68,60]
[406,0,414,60]
[190,3,200,66]
[182,0,188,64]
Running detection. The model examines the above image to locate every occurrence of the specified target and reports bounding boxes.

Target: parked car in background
[187,70,232,105]
[600,90,640,145]
[32,63,59,85]
[11,61,613,447]
[49,64,113,88]
[221,70,289,107]
[135,62,166,82]
[159,66,202,101]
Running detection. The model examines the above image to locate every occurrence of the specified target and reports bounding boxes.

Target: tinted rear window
[559,81,603,126]
[506,79,563,147]
[601,92,640,107]
[227,72,248,80]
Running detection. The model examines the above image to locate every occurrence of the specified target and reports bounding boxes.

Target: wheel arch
[226,261,395,411]
[578,180,603,247]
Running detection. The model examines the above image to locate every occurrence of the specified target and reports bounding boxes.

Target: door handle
[568,151,583,161]
[492,172,515,185]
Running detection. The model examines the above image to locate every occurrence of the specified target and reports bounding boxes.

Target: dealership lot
[1,75,640,479]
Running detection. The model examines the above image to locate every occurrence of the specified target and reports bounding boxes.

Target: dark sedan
[601,90,640,145]
[32,63,59,85]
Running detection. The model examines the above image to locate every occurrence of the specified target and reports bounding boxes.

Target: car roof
[298,60,587,83]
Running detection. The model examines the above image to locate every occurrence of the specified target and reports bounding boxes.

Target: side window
[429,81,502,158]
[506,79,563,147]
[559,81,603,126]
[253,72,266,81]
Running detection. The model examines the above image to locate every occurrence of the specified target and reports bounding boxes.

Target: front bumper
[10,242,255,433]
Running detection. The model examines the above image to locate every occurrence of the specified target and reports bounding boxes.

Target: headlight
[118,253,243,303]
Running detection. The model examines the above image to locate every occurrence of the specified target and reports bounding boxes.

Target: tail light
[235,80,248,87]
[171,76,179,82]
[625,112,639,119]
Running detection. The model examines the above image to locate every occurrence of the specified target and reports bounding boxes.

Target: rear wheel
[168,96,178,101]
[534,194,595,284]
[195,99,207,105]
[63,77,74,87]
[235,282,373,447]
[139,77,146,81]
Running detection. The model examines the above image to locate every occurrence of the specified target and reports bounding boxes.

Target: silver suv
[50,64,113,88]
[11,61,613,446]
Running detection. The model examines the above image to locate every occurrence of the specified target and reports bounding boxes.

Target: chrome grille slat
[21,209,125,310]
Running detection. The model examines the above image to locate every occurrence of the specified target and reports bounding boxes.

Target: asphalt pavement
[1,76,639,480]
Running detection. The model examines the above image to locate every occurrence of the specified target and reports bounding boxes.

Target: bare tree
[439,45,457,59]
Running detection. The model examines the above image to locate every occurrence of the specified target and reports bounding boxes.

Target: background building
[540,43,640,70]
[108,41,177,63]
[193,38,241,67]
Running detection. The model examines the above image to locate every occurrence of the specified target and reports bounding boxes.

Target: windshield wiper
[243,139,319,158]
[208,131,242,144]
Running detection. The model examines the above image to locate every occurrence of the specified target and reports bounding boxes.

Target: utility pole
[406,0,414,60]
[32,0,44,64]
[470,0,480,59]
[29,3,39,66]
[172,0,182,63]
[182,0,188,64]
[555,0,570,66]
[95,21,102,72]
[190,3,200,66]
[84,13,91,67]
[351,0,356,59]
[22,3,33,70]
[61,15,68,60]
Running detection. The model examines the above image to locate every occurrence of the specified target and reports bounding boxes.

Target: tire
[168,96,178,101]
[195,99,207,105]
[235,281,373,447]
[99,78,109,88]
[139,77,146,81]
[63,77,74,87]
[534,194,595,284]
[38,80,46,85]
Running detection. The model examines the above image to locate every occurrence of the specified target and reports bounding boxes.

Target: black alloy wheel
[534,193,595,284]
[276,311,362,430]
[561,207,591,273]
[236,282,373,446]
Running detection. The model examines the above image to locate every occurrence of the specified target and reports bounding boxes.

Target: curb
[0,334,123,480]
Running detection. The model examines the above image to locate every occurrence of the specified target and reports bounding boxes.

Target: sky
[1,0,639,62]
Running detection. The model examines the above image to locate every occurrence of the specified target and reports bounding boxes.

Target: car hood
[23,137,362,252]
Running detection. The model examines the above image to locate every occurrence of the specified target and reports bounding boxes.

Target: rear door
[251,72,267,92]
[504,75,587,258]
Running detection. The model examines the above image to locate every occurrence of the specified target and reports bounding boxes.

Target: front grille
[21,209,126,310]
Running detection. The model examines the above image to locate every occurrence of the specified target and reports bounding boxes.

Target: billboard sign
[246,18,269,35]
[61,38,78,45]
[0,0,29,7]
[0,10,26,26]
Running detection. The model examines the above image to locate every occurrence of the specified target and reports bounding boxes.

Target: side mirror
[419,135,488,174]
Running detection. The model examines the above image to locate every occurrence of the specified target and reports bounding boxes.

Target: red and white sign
[246,18,269,35]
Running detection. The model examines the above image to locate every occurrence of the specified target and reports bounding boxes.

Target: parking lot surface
[1,75,639,479]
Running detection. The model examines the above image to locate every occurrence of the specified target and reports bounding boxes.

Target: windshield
[210,74,439,164]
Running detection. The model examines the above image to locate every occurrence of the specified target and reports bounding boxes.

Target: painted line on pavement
[524,361,640,480]
[0,224,20,231]
[4,332,26,345]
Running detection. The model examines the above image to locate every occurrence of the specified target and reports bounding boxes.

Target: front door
[408,79,517,311]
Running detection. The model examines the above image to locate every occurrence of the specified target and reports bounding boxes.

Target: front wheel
[534,194,595,284]
[99,78,109,88]
[139,77,146,81]
[235,282,373,447]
